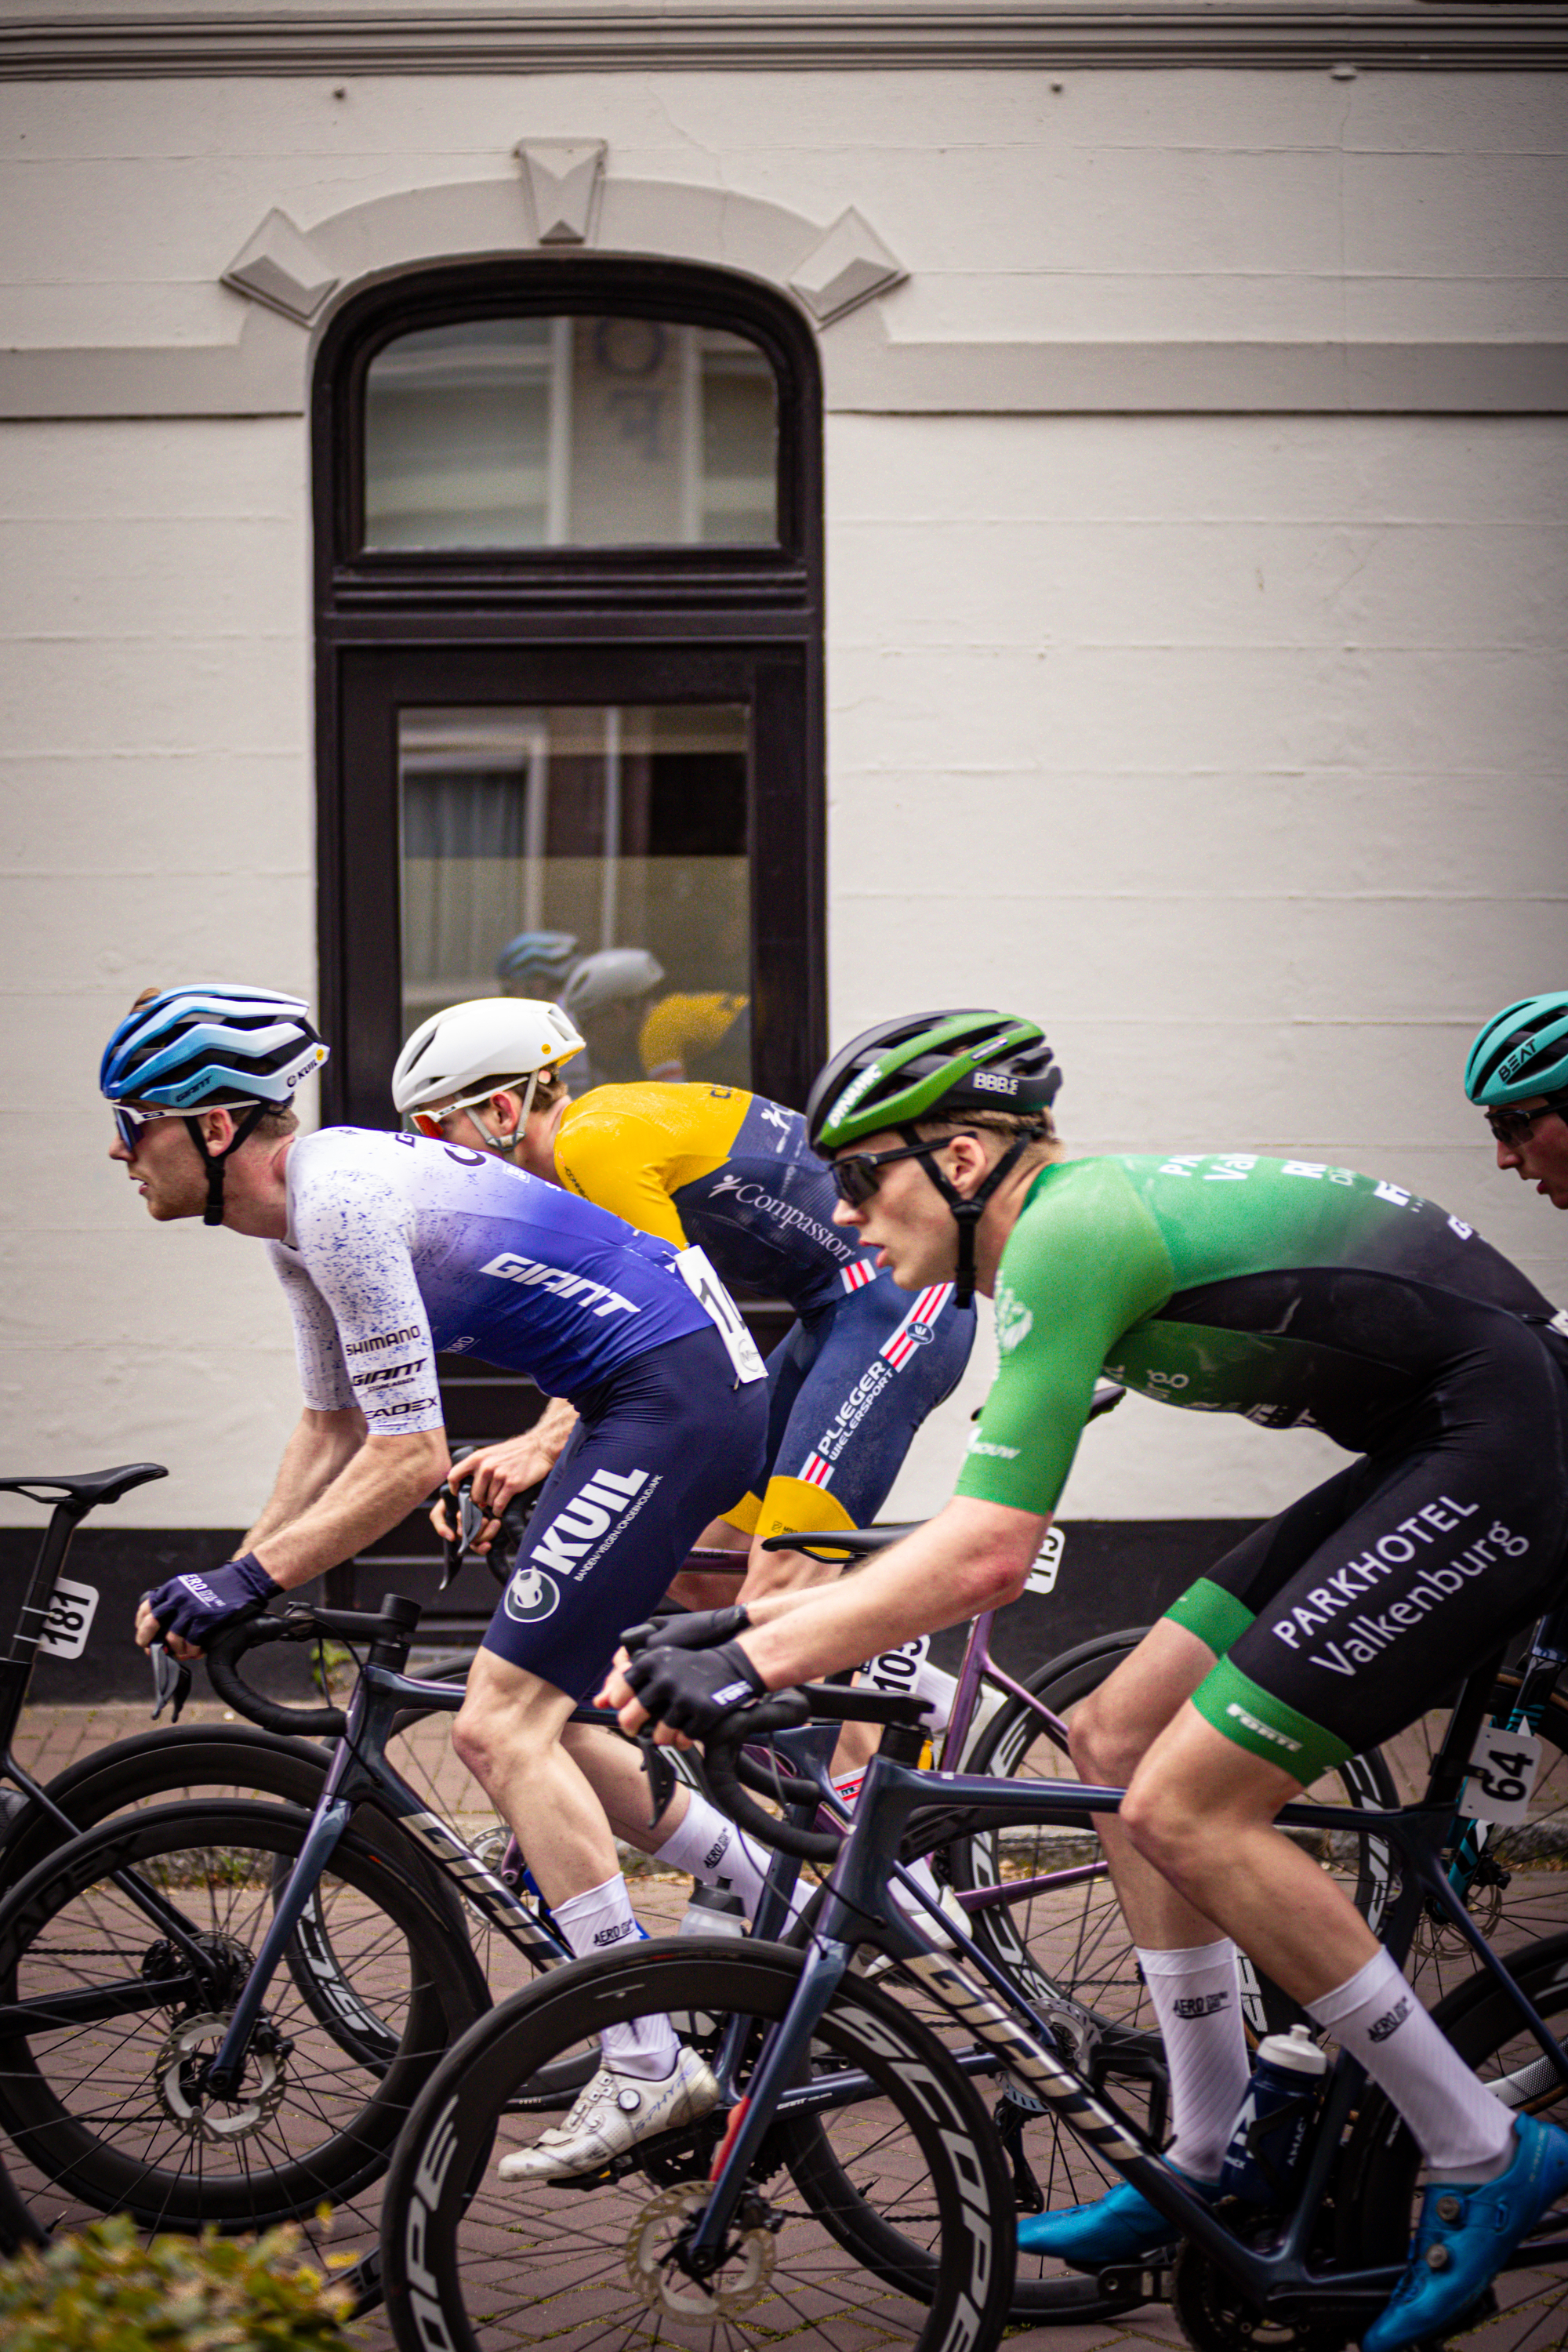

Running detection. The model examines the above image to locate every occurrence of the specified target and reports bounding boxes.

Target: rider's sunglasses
[111,1103,179,1153]
[1485,1092,1568,1148]
[828,1134,975,1208]
[409,1069,544,1142]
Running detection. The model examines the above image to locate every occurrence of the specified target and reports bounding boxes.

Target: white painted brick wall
[1,66,1563,1529]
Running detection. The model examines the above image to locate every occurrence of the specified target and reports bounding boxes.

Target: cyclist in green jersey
[604,1009,1568,2352]
[1465,990,1568,1211]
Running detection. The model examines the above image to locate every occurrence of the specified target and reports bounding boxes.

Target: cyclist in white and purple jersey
[104,984,770,2172]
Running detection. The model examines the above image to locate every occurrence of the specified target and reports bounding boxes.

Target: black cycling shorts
[481,1322,768,1699]
[1166,1308,1568,1780]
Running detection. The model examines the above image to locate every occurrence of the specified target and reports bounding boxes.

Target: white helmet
[561,949,665,1021]
[392,997,585,1116]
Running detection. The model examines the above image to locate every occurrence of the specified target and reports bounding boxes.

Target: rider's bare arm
[602,1493,1047,1736]
[245,1425,450,1592]
[242,1405,368,1550]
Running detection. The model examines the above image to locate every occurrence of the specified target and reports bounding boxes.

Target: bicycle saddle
[760,1524,921,1561]
[0,1463,167,1507]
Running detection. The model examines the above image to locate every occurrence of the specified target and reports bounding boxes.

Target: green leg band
[1191,1657,1352,1783]
[1163,1575,1256,1661]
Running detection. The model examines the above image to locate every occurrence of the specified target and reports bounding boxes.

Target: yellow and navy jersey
[554,1082,872,1310]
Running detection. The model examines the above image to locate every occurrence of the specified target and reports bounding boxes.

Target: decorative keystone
[220,209,339,324]
[517,140,607,245]
[789,209,906,326]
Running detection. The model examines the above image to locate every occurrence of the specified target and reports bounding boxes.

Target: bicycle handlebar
[203,1595,426,1738]
[204,1613,350,1739]
[697,1693,848,1861]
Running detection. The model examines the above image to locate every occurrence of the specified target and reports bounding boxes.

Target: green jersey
[957,1153,1564,1518]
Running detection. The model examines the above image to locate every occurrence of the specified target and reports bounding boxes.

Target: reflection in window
[400,705,750,1091]
[365,318,777,549]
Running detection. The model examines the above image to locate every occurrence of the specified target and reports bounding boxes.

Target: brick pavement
[7,1704,1566,2352]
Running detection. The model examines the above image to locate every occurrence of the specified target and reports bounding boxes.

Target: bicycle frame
[680,1652,1568,2322]
[199,1656,580,2100]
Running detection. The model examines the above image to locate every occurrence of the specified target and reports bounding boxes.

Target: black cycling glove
[621,1637,767,1739]
[621,1605,752,1659]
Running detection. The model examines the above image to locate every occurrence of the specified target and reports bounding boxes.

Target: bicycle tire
[0,1797,486,2232]
[6,1722,482,2074]
[379,1937,1016,2352]
[1336,1928,1568,2352]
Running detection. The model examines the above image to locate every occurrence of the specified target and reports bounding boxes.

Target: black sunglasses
[829,1133,976,1208]
[1485,1092,1568,1147]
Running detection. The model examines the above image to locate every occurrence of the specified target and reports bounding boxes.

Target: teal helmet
[807,1011,1061,1154]
[1464,993,1568,1108]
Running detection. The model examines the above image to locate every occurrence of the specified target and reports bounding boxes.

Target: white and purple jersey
[267,1127,713,1432]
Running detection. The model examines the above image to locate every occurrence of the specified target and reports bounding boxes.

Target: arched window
[313,259,825,1132]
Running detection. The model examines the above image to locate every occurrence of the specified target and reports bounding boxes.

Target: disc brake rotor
[154,2011,286,2144]
[626,2183,777,2321]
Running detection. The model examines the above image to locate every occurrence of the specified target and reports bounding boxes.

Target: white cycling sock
[1137,1941,1251,2181]
[554,1875,678,2080]
[654,1791,782,1920]
[1308,1948,1515,2180]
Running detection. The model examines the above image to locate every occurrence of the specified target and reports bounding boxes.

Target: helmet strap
[184,1101,270,1228]
[904,1123,1042,1310]
[485,1070,541,1157]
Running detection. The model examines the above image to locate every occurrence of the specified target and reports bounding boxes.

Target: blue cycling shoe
[1362,2113,1568,2352]
[1017,2168,1217,2269]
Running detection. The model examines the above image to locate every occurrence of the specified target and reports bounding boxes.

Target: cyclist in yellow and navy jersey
[390,996,975,1603]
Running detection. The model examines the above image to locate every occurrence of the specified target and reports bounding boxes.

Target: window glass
[365,318,777,549]
[400,703,750,1091]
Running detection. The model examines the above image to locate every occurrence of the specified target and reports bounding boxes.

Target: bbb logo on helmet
[503,1566,561,1625]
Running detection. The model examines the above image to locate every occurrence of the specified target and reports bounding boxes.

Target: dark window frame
[312,255,826,1128]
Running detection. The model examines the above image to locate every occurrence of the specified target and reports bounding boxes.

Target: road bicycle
[378,1622,1568,2352]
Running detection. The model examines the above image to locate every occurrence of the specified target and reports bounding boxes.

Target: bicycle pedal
[1094,2262,1172,2306]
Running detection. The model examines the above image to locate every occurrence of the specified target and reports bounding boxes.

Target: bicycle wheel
[941,1630,1396,2318]
[0,1797,485,2233]
[1338,1929,1568,2352]
[380,1937,1016,2352]
[1380,1672,1568,2005]
[9,1722,483,2075]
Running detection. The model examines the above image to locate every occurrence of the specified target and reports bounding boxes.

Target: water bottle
[674,1882,747,2039]
[1218,2024,1329,2205]
[676,1881,747,1939]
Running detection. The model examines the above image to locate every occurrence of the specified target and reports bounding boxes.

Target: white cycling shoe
[498,2048,720,2183]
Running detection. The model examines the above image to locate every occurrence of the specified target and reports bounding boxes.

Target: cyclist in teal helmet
[1465,992,1568,1210]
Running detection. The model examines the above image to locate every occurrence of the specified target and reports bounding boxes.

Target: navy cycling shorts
[481,1322,768,1698]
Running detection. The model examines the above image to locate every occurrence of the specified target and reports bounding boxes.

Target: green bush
[0,2213,357,2350]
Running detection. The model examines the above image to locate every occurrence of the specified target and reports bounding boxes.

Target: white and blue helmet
[101,985,328,1224]
[100,985,328,1113]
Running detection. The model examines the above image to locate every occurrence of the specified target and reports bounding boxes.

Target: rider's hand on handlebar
[136,1552,281,1657]
[617,1635,768,1741]
[621,1603,752,1658]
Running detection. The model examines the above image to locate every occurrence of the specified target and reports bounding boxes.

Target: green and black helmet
[1465,993,1568,1109]
[807,1010,1062,1155]
[807,1011,1061,1308]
